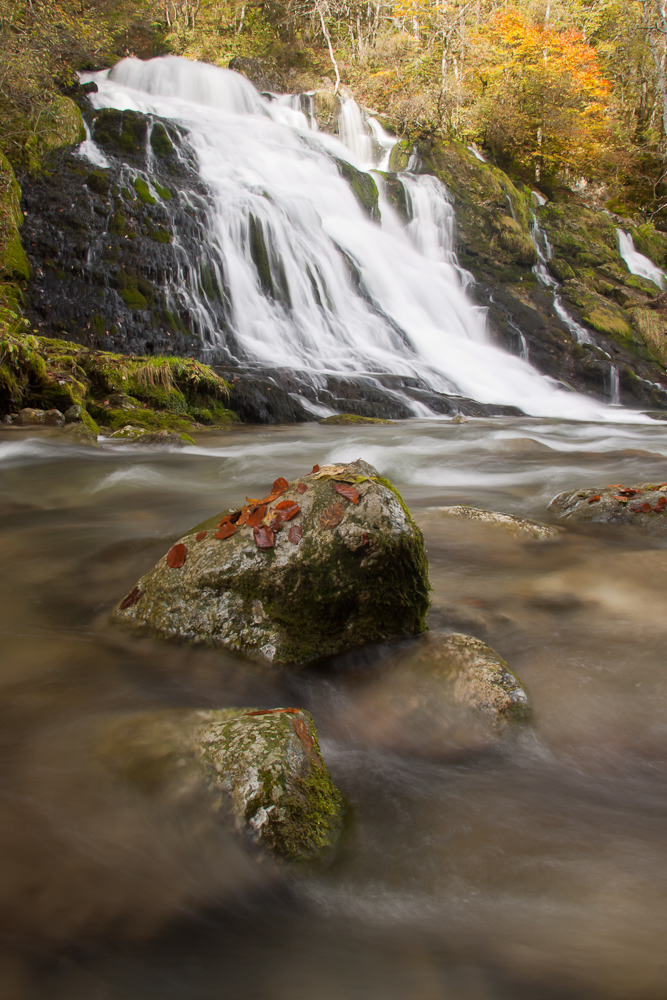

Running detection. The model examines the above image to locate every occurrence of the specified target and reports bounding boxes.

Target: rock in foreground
[96,707,343,863]
[113,460,429,666]
[338,631,529,760]
[549,482,667,529]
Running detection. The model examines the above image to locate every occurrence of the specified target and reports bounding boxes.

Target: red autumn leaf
[272,477,289,493]
[640,502,653,512]
[297,483,308,494]
[245,707,299,717]
[215,522,236,539]
[254,525,275,549]
[289,524,303,544]
[291,715,322,769]
[612,497,629,504]
[333,481,360,504]
[196,530,207,541]
[655,496,667,510]
[119,585,142,610]
[312,464,320,473]
[218,510,242,527]
[606,484,623,488]
[586,495,601,504]
[617,488,641,497]
[237,506,251,525]
[166,543,186,568]
[246,504,267,528]
[320,502,345,529]
[272,499,300,522]
[360,531,369,545]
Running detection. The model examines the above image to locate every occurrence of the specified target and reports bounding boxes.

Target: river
[1,418,667,998]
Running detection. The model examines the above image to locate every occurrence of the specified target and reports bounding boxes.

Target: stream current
[2,417,667,998]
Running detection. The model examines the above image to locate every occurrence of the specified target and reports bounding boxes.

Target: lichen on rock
[94,706,343,863]
[112,459,430,666]
[549,482,667,529]
[432,505,561,541]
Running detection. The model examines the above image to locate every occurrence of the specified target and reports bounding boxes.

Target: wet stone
[549,483,667,530]
[112,459,429,667]
[433,505,562,540]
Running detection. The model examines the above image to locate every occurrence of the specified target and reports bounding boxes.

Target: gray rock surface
[549,482,667,529]
[113,460,429,666]
[433,505,562,540]
[95,707,343,863]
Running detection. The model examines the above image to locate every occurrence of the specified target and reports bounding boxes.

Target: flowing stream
[79,56,636,422]
[2,419,667,998]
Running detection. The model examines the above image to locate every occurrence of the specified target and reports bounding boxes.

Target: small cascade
[73,55,633,421]
[609,363,621,405]
[617,229,666,289]
[530,201,592,344]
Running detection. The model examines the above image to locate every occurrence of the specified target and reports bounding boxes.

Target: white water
[81,55,642,421]
[530,207,593,345]
[617,229,666,290]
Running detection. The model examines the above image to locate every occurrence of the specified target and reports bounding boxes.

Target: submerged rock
[434,505,561,540]
[95,707,342,863]
[318,414,395,425]
[549,482,667,529]
[113,460,429,666]
[338,631,529,759]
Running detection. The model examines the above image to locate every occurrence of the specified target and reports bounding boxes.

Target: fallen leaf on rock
[641,502,653,512]
[272,477,289,493]
[333,481,360,504]
[215,522,236,539]
[297,483,308,494]
[247,504,267,528]
[613,497,629,504]
[292,715,323,769]
[237,506,251,525]
[289,524,303,544]
[312,464,320,473]
[617,488,642,497]
[272,500,300,522]
[218,512,240,527]
[311,464,351,480]
[587,495,601,504]
[655,496,667,510]
[320,502,345,529]
[166,543,187,568]
[246,707,299,717]
[254,525,275,549]
[245,498,261,505]
[196,531,207,541]
[119,585,143,610]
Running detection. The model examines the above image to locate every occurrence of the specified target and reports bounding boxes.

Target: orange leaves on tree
[253,525,275,549]
[119,585,143,610]
[289,524,303,544]
[166,543,187,568]
[333,481,360,504]
[215,522,236,539]
[320,502,345,530]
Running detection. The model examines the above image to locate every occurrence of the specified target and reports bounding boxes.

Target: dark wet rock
[319,413,395,425]
[337,631,529,760]
[64,403,82,422]
[113,460,429,667]
[43,408,65,426]
[549,482,667,529]
[433,505,562,540]
[95,706,343,863]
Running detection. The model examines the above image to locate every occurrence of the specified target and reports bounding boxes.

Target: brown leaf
[195,531,207,541]
[218,511,241,527]
[254,525,275,549]
[297,483,308,494]
[288,524,303,544]
[586,495,601,504]
[119,585,143,610]
[237,506,251,525]
[272,499,300,522]
[320,502,345,529]
[312,464,320,473]
[215,522,236,539]
[617,488,642,497]
[640,502,653,512]
[655,496,667,510]
[291,716,323,769]
[166,543,187,568]
[333,481,360,504]
[245,707,299,717]
[246,504,267,528]
[272,477,289,493]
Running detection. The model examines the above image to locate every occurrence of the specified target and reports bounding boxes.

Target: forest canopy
[3,1,667,220]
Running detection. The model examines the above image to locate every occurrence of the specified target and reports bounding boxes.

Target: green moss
[93,110,147,158]
[149,227,172,244]
[153,181,172,201]
[87,170,110,196]
[90,405,196,434]
[120,288,149,310]
[150,124,174,157]
[334,157,380,221]
[319,413,395,425]
[133,177,156,205]
[2,232,30,281]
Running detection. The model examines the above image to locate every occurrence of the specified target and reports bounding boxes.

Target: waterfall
[530,204,592,344]
[79,56,635,421]
[617,229,666,290]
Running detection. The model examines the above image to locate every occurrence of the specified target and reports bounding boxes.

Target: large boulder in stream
[113,460,429,666]
[96,707,342,863]
[549,482,667,530]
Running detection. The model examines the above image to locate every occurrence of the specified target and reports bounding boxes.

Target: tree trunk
[642,0,667,149]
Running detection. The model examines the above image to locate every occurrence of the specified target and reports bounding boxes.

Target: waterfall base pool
[1,417,667,999]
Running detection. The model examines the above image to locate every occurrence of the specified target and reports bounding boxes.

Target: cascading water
[617,229,667,289]
[80,55,639,421]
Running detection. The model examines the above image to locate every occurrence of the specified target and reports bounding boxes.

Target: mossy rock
[90,405,196,434]
[95,707,343,863]
[150,123,174,157]
[334,157,380,222]
[562,281,634,345]
[86,170,110,196]
[0,153,30,280]
[549,483,667,530]
[133,177,156,205]
[629,308,667,366]
[112,460,430,667]
[312,91,341,134]
[92,109,149,159]
[319,413,395,425]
